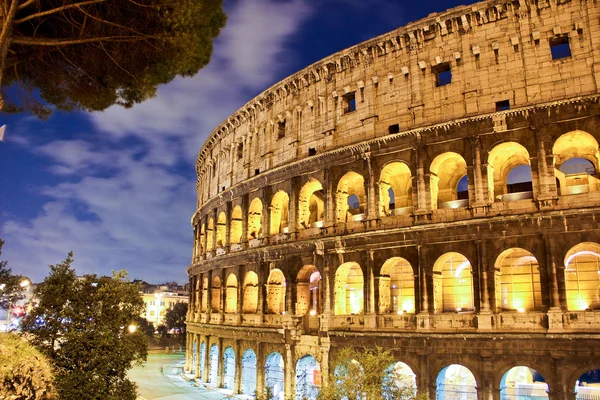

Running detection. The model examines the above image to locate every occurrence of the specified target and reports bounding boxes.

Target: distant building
[136,281,188,327]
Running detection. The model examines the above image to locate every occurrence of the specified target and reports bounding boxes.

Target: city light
[128,324,137,333]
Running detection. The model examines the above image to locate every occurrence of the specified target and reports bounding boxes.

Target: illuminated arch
[433,253,473,312]
[207,218,215,250]
[295,355,321,400]
[379,162,413,216]
[487,142,532,199]
[248,197,263,240]
[564,242,600,310]
[266,269,286,314]
[225,273,238,313]
[495,248,542,311]
[298,179,324,229]
[336,171,366,223]
[209,343,219,385]
[216,212,226,247]
[296,265,322,316]
[500,366,548,400]
[553,130,599,168]
[230,206,243,245]
[379,257,415,314]
[575,369,600,399]
[223,346,235,390]
[270,191,290,235]
[265,352,285,400]
[241,349,257,396]
[334,262,364,315]
[436,364,477,400]
[242,271,259,314]
[430,152,468,209]
[553,131,600,195]
[384,362,417,398]
[211,276,221,312]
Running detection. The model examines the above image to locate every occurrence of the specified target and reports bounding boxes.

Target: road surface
[129,353,238,400]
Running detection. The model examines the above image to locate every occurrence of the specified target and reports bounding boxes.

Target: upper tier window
[343,92,356,114]
[434,63,452,86]
[550,35,571,60]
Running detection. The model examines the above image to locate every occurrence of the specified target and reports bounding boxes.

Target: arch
[201,277,208,312]
[207,218,215,250]
[334,262,364,315]
[336,171,366,222]
[296,265,322,316]
[564,242,600,310]
[230,206,243,245]
[211,276,221,312]
[241,349,257,396]
[433,253,474,312]
[379,162,413,216]
[298,178,325,229]
[575,369,600,399]
[500,366,548,400]
[436,364,477,400]
[379,257,415,314]
[191,338,197,375]
[266,269,286,314]
[265,352,285,400]
[495,248,542,311]
[383,361,417,398]
[430,152,468,209]
[487,142,532,200]
[553,130,600,169]
[295,355,321,400]
[216,212,226,247]
[209,343,219,386]
[225,273,238,313]
[199,342,206,378]
[270,191,290,235]
[242,271,259,314]
[223,346,235,390]
[248,197,263,240]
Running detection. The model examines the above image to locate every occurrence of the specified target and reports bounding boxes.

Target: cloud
[2,0,315,284]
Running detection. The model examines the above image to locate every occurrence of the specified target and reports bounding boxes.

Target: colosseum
[185,0,600,399]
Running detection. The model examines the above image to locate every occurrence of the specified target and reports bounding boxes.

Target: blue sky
[0,0,467,284]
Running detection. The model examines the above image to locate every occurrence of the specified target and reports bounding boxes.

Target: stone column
[366,250,376,314]
[364,152,378,226]
[289,176,299,239]
[414,144,432,218]
[469,136,489,208]
[285,345,294,400]
[234,340,242,394]
[417,245,431,329]
[217,337,224,387]
[241,194,249,248]
[262,187,272,243]
[202,336,210,382]
[237,265,244,316]
[324,168,336,228]
[195,334,201,379]
[202,215,209,255]
[225,201,232,251]
[257,262,266,316]
[533,127,558,205]
[206,270,213,319]
[477,240,493,330]
[220,269,226,320]
[256,342,265,396]
[545,234,564,332]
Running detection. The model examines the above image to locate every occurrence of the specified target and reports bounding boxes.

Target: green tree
[0,0,226,117]
[0,332,55,399]
[22,252,148,400]
[134,316,155,338]
[0,239,26,316]
[164,302,187,333]
[317,347,422,400]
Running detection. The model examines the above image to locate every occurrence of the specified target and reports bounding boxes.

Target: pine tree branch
[14,0,106,24]
[12,34,160,46]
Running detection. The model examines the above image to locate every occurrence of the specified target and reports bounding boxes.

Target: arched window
[297,265,322,316]
[206,218,215,250]
[384,362,417,398]
[436,364,477,400]
[433,253,473,312]
[225,274,238,313]
[241,349,257,396]
[295,355,321,400]
[487,142,532,201]
[266,269,286,314]
[553,130,600,195]
[211,276,221,312]
[334,262,364,315]
[216,212,226,247]
[270,191,290,235]
[242,272,259,313]
[209,344,219,386]
[379,258,415,314]
[495,248,541,311]
[564,242,600,310]
[230,206,243,246]
[430,152,468,209]
[248,198,263,240]
[379,162,413,216]
[336,172,366,222]
[223,347,235,390]
[298,179,324,229]
[265,352,285,400]
[500,366,548,400]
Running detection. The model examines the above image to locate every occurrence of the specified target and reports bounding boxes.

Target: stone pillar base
[477,312,493,331]
[547,309,564,332]
[417,313,431,330]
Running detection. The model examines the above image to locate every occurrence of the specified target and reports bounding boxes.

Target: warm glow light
[456,307,462,312]
[453,261,470,278]
[0,284,5,290]
[19,279,30,288]
[565,251,600,267]
[309,309,317,316]
[402,299,415,313]
[517,308,525,313]
[128,324,137,333]
[397,310,404,315]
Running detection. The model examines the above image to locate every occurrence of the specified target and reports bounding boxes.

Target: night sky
[0,0,468,284]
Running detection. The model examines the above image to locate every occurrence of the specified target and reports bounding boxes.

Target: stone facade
[186,0,600,399]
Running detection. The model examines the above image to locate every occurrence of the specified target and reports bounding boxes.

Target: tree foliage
[0,238,26,312]
[164,301,187,333]
[317,347,421,400]
[0,333,55,399]
[22,252,148,400]
[0,0,226,118]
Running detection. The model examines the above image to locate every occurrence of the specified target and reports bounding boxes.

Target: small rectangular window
[388,124,400,135]
[255,168,260,176]
[308,147,317,156]
[496,100,510,111]
[550,35,571,60]
[343,92,356,114]
[236,143,243,160]
[277,120,286,139]
[434,63,452,86]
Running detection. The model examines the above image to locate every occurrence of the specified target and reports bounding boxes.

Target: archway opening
[242,271,259,313]
[199,342,206,378]
[334,359,365,399]
[507,165,533,194]
[207,218,215,250]
[553,130,600,195]
[209,344,219,386]
[241,349,257,396]
[191,339,197,375]
[379,162,413,216]
[270,191,290,235]
[500,366,548,400]
[223,346,235,390]
[297,266,322,316]
[295,355,321,400]
[564,243,600,310]
[225,274,238,313]
[248,198,263,240]
[576,369,600,399]
[495,248,542,311]
[265,352,285,400]
[433,253,474,312]
[436,364,477,400]
[266,269,286,314]
[379,257,415,314]
[216,212,226,247]
[211,276,221,312]
[430,152,468,209]
[334,262,364,315]
[230,206,243,245]
[457,175,469,200]
[487,142,532,201]
[383,361,417,398]
[336,171,366,223]
[299,179,324,229]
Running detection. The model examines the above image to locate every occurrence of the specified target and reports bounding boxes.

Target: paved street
[129,353,237,400]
